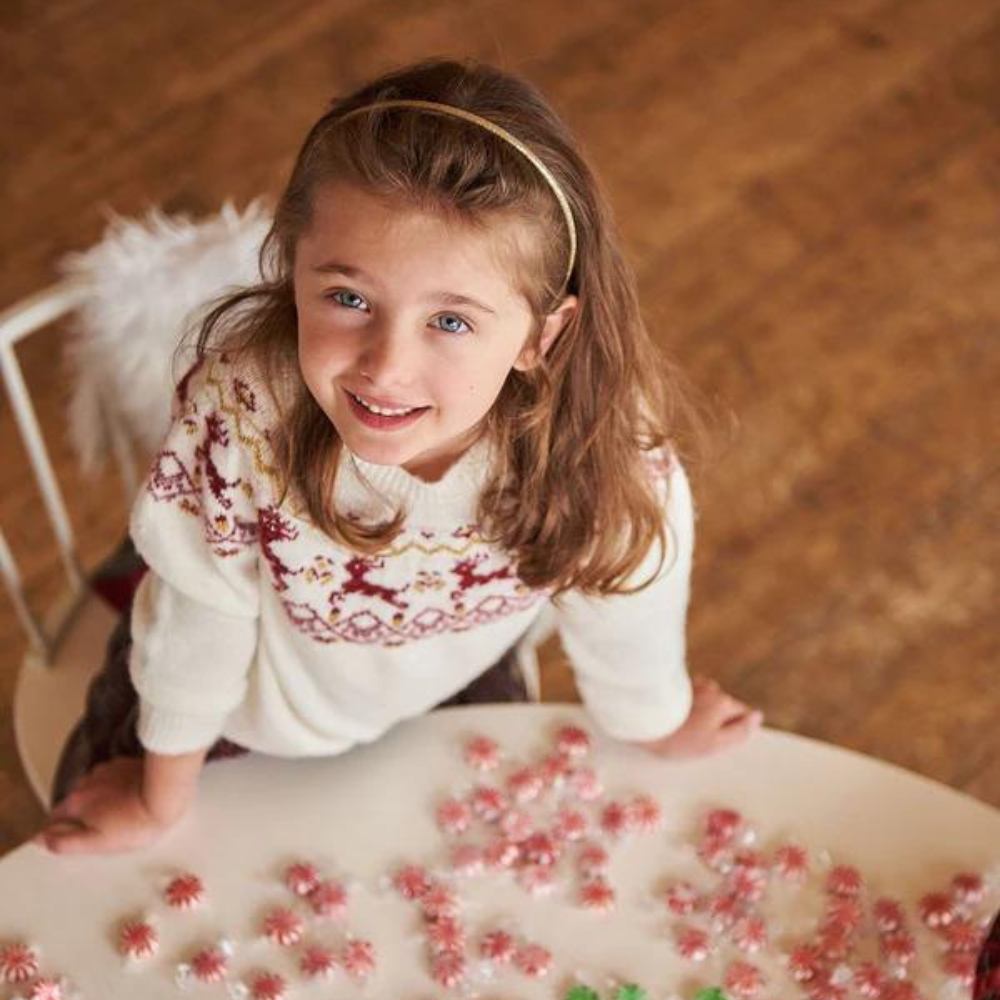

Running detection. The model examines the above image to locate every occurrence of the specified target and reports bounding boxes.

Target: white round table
[1,705,997,998]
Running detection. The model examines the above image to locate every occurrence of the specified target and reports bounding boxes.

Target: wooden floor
[2,0,998,854]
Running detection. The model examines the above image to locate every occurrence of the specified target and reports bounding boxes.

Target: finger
[692,675,720,694]
[42,824,114,855]
[711,710,763,750]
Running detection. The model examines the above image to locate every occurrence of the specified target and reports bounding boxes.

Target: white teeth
[350,392,419,417]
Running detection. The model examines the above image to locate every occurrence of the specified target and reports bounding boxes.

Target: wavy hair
[194,58,696,597]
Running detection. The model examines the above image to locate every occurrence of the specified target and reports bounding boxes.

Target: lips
[342,387,430,431]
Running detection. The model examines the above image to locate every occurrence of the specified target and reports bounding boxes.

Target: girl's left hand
[636,676,762,759]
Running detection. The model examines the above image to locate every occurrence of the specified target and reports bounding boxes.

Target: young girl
[40,58,760,855]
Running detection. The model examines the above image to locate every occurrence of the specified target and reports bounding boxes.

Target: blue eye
[434,313,471,334]
[329,289,368,310]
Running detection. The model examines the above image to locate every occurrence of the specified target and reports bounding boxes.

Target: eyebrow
[311,261,498,315]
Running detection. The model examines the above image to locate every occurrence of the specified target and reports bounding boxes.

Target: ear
[514,295,579,372]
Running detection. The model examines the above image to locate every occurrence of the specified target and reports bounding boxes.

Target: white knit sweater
[128,354,695,757]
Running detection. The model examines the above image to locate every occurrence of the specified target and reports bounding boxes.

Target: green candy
[612,986,650,1000]
[693,988,730,1000]
[563,988,601,1000]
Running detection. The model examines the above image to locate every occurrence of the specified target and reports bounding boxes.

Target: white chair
[2,203,546,807]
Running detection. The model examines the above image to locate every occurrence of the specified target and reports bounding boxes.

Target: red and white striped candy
[824,898,864,931]
[393,864,433,900]
[436,797,472,836]
[853,962,885,998]
[707,891,743,931]
[918,891,955,929]
[663,880,701,915]
[521,832,560,866]
[480,929,516,963]
[951,871,985,905]
[27,977,64,1000]
[773,843,809,880]
[879,982,922,1000]
[724,960,764,999]
[675,926,711,962]
[283,862,320,897]
[513,942,552,977]
[341,938,376,979]
[555,725,591,758]
[872,897,906,932]
[308,878,348,918]
[450,844,485,877]
[469,785,507,822]
[569,766,604,801]
[578,878,616,912]
[732,914,768,953]
[704,808,742,842]
[600,801,630,837]
[553,807,588,842]
[430,949,466,988]
[698,835,733,873]
[421,883,460,920]
[943,950,976,988]
[880,930,916,967]
[463,735,500,771]
[577,841,610,877]
[808,981,848,1000]
[165,872,205,909]
[500,808,534,842]
[506,767,544,804]
[826,865,863,898]
[945,917,984,952]
[118,919,159,960]
[190,946,229,983]
[483,837,520,869]
[518,863,556,897]
[300,944,338,979]
[262,907,303,947]
[786,944,824,983]
[426,916,466,953]
[538,752,573,788]
[249,971,287,1000]
[627,795,663,832]
[729,866,767,902]
[1,942,40,983]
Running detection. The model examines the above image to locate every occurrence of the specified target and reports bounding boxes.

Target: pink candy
[450,843,485,876]
[300,944,338,978]
[918,891,954,928]
[577,841,611,876]
[506,767,544,803]
[731,914,768,953]
[600,801,630,837]
[436,797,472,835]
[675,926,711,962]
[553,807,588,842]
[249,971,287,1000]
[469,785,507,822]
[463,735,501,771]
[27,978,64,1000]
[283,861,320,896]
[663,880,702,915]
[724,959,764,999]
[521,832,560,866]
[0,942,40,983]
[118,919,159,960]
[569,766,603,801]
[628,794,663,832]
[426,916,466,953]
[430,948,466,987]
[773,843,809,879]
[308,878,348,918]
[704,807,743,842]
[189,946,229,983]
[393,864,433,900]
[951,871,985,904]
[262,907,304,947]
[826,864,863,898]
[421,883,460,920]
[164,872,205,909]
[480,929,516,963]
[341,938,376,979]
[513,941,552,977]
[578,878,616,912]
[555,724,592,758]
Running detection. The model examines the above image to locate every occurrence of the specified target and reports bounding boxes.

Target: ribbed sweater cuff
[137,700,228,755]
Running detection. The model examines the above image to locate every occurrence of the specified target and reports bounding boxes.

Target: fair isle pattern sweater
[128,354,695,757]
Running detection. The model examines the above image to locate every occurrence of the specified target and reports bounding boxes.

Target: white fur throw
[62,200,272,475]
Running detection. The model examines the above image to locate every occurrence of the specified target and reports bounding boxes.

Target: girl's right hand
[35,757,180,855]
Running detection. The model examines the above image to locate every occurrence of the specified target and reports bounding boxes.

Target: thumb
[42,823,107,855]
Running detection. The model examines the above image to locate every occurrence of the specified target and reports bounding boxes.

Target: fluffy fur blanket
[62,201,271,475]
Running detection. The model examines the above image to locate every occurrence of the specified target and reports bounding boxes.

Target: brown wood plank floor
[2,0,997,853]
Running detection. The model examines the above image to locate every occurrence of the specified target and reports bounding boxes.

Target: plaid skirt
[52,605,527,804]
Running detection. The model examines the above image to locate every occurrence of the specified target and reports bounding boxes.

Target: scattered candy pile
[5,719,998,998]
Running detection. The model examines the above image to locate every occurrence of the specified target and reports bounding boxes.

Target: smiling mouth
[344,389,429,417]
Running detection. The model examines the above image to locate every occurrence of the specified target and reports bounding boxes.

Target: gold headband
[338,99,577,293]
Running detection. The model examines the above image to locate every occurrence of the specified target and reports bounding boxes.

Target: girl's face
[293,181,574,482]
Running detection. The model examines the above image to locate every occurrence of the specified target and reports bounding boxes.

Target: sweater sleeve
[553,455,695,741]
[127,357,264,753]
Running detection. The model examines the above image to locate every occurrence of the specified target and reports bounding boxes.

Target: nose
[357,320,417,389]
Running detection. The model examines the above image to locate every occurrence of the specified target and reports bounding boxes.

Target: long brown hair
[195,58,695,597]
